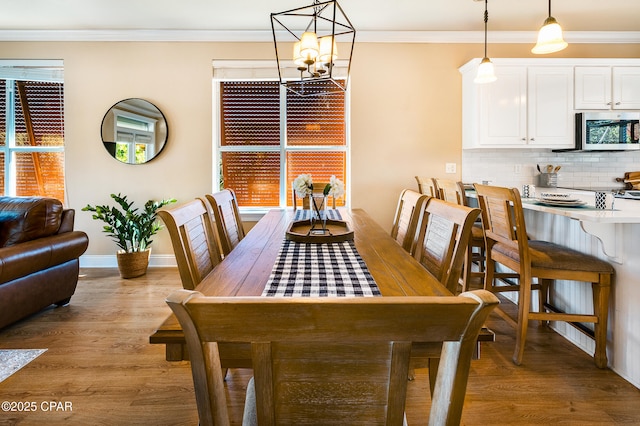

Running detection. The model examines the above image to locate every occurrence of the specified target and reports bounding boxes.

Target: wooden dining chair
[390,189,430,255]
[474,183,614,368]
[158,199,222,290]
[205,189,246,256]
[167,289,499,426]
[435,178,486,293]
[291,181,336,211]
[415,176,439,198]
[413,197,481,295]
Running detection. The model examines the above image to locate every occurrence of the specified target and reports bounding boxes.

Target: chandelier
[271,0,356,96]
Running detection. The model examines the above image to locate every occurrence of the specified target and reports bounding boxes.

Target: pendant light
[532,0,568,54]
[474,0,496,84]
[271,0,355,96]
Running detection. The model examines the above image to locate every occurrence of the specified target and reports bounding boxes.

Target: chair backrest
[413,198,481,293]
[205,189,246,256]
[292,181,337,210]
[158,199,222,290]
[390,189,430,254]
[415,176,439,198]
[167,289,499,426]
[435,178,467,206]
[473,183,528,257]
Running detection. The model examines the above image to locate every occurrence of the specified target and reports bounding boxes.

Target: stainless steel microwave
[576,112,640,151]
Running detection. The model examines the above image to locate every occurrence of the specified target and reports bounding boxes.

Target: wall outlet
[445,163,456,174]
[514,164,522,174]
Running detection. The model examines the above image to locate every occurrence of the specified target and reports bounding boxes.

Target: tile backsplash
[462,149,640,189]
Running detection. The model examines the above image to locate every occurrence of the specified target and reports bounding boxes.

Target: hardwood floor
[0,268,638,425]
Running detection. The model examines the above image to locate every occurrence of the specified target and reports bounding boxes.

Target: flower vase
[309,194,327,233]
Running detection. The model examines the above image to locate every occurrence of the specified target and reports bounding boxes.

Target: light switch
[445,163,456,174]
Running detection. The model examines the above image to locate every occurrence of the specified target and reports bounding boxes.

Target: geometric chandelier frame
[271,0,356,96]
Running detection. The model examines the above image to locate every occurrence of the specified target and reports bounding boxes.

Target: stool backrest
[415,176,439,197]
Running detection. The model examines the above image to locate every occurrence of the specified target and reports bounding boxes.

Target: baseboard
[79,254,177,268]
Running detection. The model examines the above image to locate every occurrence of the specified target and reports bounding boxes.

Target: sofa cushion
[0,197,63,247]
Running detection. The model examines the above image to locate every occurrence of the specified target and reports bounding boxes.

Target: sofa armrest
[0,231,89,285]
[58,209,75,234]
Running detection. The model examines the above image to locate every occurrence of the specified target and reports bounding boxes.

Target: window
[215,79,348,210]
[113,110,156,164]
[0,62,65,201]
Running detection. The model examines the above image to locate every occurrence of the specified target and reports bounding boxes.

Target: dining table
[149,207,494,366]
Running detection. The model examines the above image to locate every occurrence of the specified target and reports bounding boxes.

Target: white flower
[327,175,345,199]
[293,173,313,197]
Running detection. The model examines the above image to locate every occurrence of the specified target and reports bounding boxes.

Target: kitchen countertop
[467,187,640,224]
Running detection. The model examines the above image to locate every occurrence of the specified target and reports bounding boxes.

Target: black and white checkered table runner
[293,208,342,222]
[262,239,381,297]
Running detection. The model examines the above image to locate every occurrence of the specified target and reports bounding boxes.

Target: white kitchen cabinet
[527,67,575,147]
[575,66,640,110]
[477,66,527,147]
[463,63,574,149]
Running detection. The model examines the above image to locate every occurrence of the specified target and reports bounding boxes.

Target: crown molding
[0,29,638,44]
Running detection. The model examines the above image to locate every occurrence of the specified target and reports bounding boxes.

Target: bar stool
[474,183,614,368]
[435,178,486,293]
[415,176,439,197]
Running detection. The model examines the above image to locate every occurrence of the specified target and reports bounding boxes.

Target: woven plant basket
[116,249,151,279]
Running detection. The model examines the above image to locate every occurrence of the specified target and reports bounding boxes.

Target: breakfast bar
[470,186,640,388]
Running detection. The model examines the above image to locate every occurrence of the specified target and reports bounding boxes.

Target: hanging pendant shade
[474,0,496,84]
[475,57,497,84]
[532,0,568,54]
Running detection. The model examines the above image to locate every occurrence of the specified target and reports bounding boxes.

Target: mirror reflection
[101,98,168,164]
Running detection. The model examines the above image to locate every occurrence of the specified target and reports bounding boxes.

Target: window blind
[220,81,280,147]
[5,80,65,200]
[219,80,347,208]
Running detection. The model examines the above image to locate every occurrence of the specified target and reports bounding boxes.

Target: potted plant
[82,193,176,278]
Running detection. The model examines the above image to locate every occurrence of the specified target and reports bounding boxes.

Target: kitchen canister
[538,173,557,188]
[522,184,535,198]
[595,191,614,210]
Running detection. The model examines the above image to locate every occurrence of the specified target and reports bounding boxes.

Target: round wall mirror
[101,98,168,164]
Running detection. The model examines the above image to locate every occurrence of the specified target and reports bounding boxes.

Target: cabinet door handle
[530,138,535,141]
[521,138,526,141]
[607,102,612,105]
[615,102,621,105]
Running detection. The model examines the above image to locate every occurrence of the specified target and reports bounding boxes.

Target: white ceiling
[1,0,639,36]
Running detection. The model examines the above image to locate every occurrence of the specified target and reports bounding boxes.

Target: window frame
[212,73,351,217]
[111,107,157,164]
[0,60,65,199]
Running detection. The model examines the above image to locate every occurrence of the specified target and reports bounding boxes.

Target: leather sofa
[0,197,89,329]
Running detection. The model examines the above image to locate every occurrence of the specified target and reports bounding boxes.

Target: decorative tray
[286,219,354,243]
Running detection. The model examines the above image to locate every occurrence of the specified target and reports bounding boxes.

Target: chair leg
[592,275,611,369]
[427,358,440,397]
[462,246,473,293]
[484,256,495,292]
[513,271,532,366]
[538,278,552,327]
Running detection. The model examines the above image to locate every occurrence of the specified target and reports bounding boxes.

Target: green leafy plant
[82,193,176,253]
